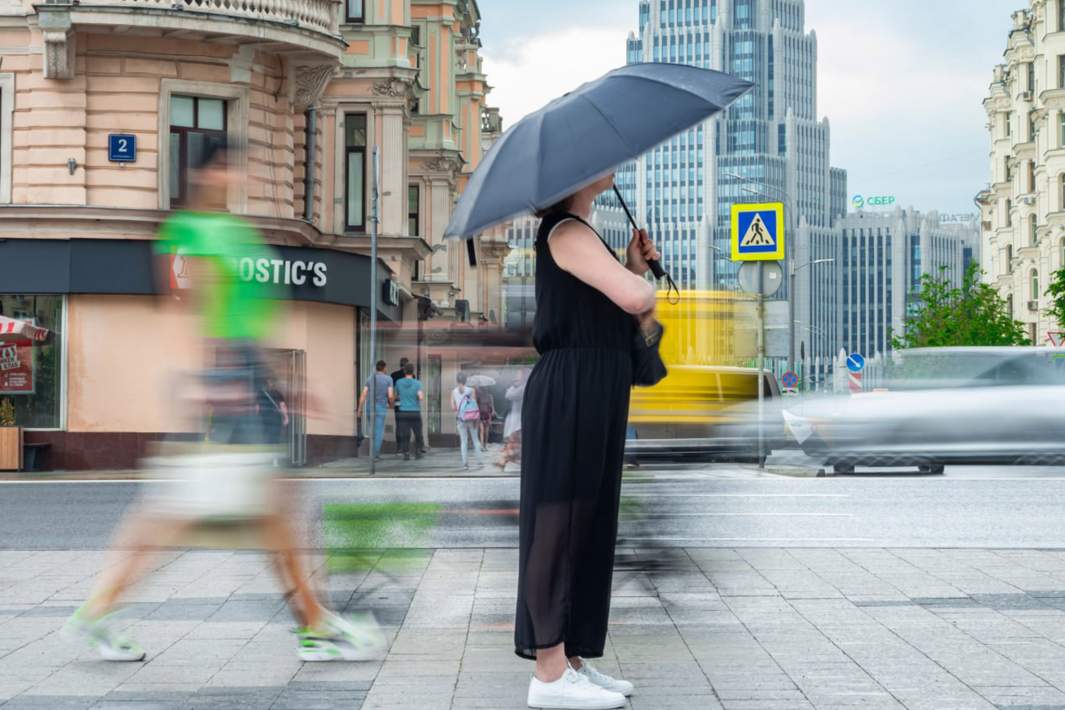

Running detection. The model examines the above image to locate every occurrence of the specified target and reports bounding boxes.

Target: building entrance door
[265,348,307,467]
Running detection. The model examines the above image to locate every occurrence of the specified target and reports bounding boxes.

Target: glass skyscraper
[621,0,847,297]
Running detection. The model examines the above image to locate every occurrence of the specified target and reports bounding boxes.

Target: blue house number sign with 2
[108,134,137,163]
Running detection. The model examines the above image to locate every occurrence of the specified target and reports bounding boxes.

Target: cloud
[483,24,631,127]
[806,3,1002,212]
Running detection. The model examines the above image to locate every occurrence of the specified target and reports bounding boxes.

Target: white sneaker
[576,659,634,697]
[297,610,388,662]
[62,607,146,662]
[527,666,626,709]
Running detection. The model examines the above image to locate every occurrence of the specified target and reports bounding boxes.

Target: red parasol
[0,316,49,343]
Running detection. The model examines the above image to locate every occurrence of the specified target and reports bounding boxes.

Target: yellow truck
[626,290,780,462]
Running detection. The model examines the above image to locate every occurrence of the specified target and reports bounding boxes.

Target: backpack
[458,389,480,421]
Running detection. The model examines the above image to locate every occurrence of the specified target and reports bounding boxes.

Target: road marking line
[623,493,850,498]
[633,513,853,517]
[623,537,875,542]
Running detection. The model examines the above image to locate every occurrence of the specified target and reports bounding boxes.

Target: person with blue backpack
[451,372,482,470]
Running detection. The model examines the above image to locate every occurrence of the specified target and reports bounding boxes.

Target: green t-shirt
[156,211,278,342]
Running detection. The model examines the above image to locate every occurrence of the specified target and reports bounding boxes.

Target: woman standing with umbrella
[444,63,751,709]
[516,174,659,708]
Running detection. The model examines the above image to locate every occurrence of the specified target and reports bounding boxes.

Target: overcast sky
[478,0,1018,215]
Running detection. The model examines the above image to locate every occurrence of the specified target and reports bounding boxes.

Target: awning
[0,316,49,343]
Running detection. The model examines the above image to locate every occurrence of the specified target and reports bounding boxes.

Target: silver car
[783,347,1065,474]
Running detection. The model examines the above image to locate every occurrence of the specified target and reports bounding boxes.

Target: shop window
[169,95,227,209]
[347,0,364,22]
[0,295,64,429]
[345,113,368,231]
[408,184,420,237]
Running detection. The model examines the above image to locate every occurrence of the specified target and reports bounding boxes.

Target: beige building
[0,0,504,468]
[978,0,1065,344]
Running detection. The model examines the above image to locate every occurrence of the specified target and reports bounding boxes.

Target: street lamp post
[788,258,834,372]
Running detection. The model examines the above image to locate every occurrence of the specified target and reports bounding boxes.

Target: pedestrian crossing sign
[731,202,785,261]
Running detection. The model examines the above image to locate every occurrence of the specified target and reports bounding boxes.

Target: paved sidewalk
[6,548,1065,708]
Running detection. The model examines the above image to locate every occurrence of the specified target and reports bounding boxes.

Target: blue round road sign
[781,371,799,389]
[847,353,865,373]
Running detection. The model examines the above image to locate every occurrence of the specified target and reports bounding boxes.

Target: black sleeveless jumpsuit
[515,211,636,660]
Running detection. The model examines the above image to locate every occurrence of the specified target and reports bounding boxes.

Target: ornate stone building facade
[978,0,1065,344]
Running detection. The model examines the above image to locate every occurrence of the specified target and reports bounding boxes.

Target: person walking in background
[357,360,394,460]
[516,172,659,709]
[452,372,482,470]
[261,377,289,446]
[65,138,386,664]
[476,385,496,452]
[390,357,409,455]
[394,362,424,461]
[498,368,527,471]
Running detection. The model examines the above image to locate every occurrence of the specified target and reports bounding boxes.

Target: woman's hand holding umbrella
[626,228,660,277]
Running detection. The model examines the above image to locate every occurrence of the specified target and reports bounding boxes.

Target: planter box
[0,427,21,471]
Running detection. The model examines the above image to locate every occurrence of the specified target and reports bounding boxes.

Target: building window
[0,295,64,429]
[1060,174,1065,209]
[1031,216,1039,246]
[1005,111,1012,137]
[1006,243,1013,273]
[1029,61,1036,93]
[1060,0,1065,32]
[1006,199,1013,227]
[408,184,420,237]
[347,0,364,22]
[1031,269,1040,301]
[1005,158,1012,183]
[1029,160,1036,192]
[1059,55,1065,89]
[345,114,367,231]
[1030,112,1038,143]
[1061,237,1065,267]
[0,74,13,204]
[169,96,227,208]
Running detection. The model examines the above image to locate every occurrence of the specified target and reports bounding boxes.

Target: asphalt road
[5,464,1065,550]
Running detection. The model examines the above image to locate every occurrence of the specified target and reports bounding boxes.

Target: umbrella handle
[613,186,667,280]
[613,186,679,304]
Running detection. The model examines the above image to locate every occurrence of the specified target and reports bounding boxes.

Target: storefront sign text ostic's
[171,255,329,290]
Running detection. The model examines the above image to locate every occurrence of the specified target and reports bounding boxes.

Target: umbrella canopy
[445,63,753,239]
[466,375,496,387]
[0,316,49,343]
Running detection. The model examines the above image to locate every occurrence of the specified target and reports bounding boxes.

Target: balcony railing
[42,0,340,36]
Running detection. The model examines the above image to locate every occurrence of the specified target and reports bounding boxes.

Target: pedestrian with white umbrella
[446,63,751,709]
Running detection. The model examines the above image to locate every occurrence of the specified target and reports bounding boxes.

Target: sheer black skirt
[514,348,631,660]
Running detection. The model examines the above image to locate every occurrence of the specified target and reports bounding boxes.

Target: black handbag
[632,321,667,387]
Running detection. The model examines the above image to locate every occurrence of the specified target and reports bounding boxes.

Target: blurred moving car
[783,347,1065,474]
[626,365,782,462]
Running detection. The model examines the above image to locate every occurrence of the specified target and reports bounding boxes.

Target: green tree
[1047,267,1065,332]
[892,263,1029,349]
